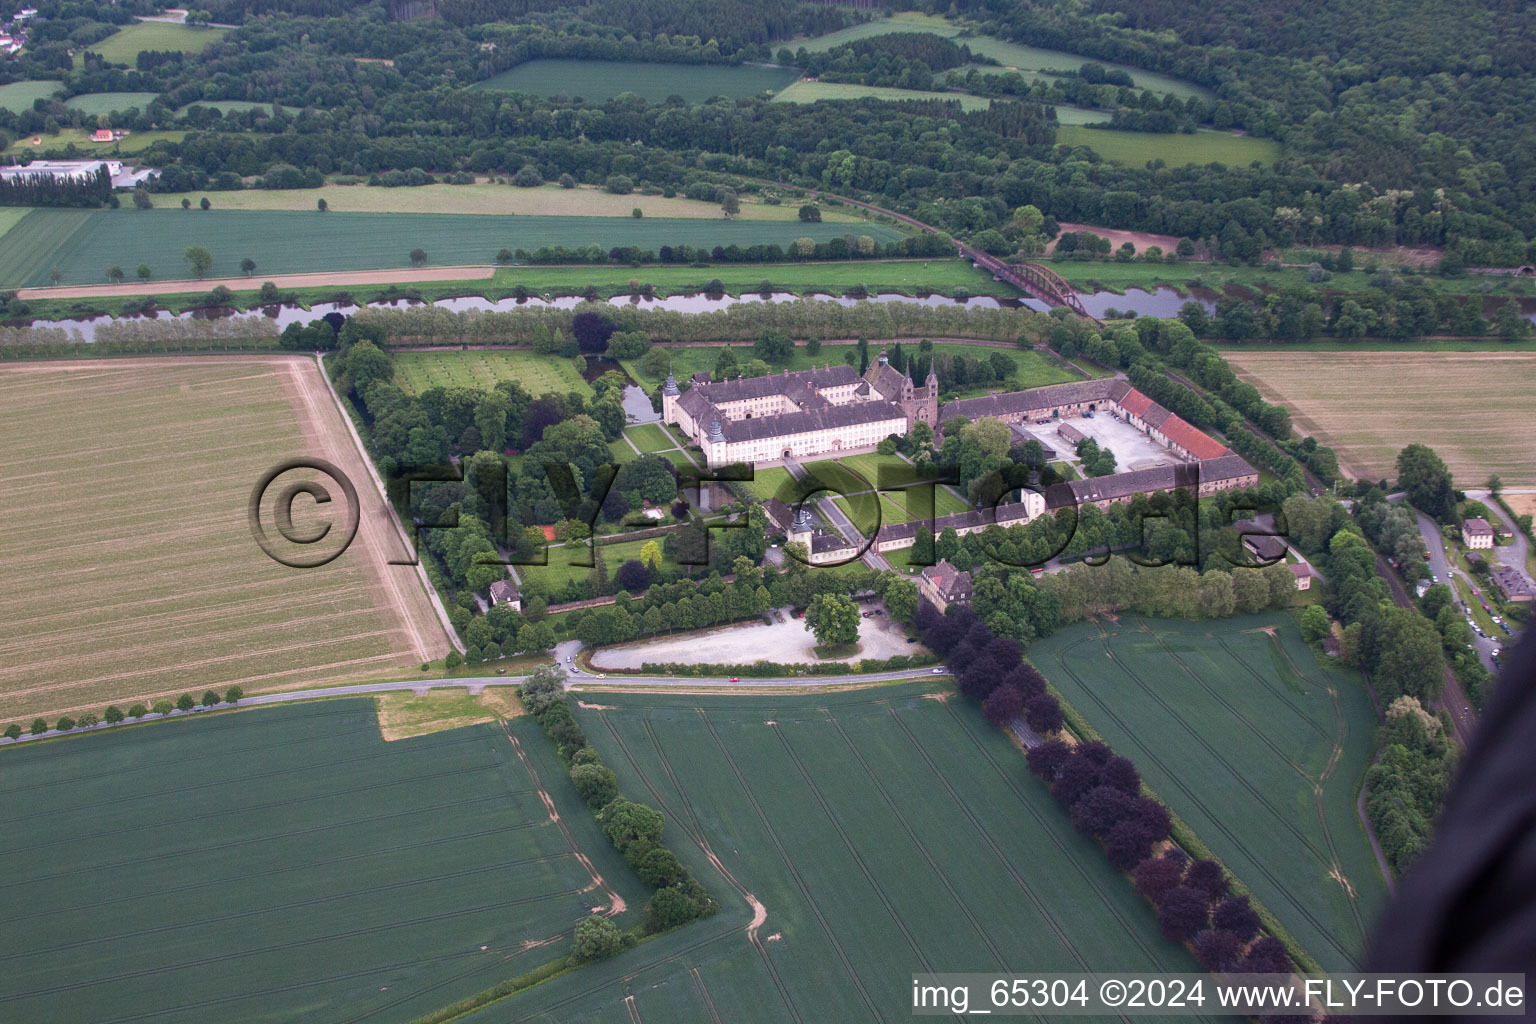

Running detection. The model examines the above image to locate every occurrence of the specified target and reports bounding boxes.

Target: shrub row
[518,666,718,937]
[916,601,1311,980]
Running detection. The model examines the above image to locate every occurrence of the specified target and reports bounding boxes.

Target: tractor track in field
[595,712,803,1024]
[927,700,1178,985]
[691,966,724,1024]
[697,708,884,1021]
[498,718,627,918]
[822,710,1012,972]
[766,718,935,973]
[0,760,508,856]
[1048,633,1357,970]
[1089,631,1327,862]
[1263,634,1370,946]
[4,810,542,914]
[4,708,491,822]
[6,854,578,964]
[1211,633,1331,741]
[884,707,1091,974]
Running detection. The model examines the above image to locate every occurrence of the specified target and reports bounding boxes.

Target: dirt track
[18,264,497,300]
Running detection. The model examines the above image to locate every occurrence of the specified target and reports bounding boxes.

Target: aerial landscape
[1,0,1532,1020]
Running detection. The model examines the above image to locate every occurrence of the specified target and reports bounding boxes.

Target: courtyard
[1052,413,1183,472]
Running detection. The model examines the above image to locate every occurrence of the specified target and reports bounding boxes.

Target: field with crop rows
[1057,125,1280,166]
[1226,349,1536,485]
[0,79,60,111]
[0,700,648,1024]
[84,20,228,64]
[1030,615,1387,972]
[470,59,800,103]
[389,349,592,397]
[145,180,852,221]
[451,685,1196,1023]
[0,209,904,288]
[0,357,448,723]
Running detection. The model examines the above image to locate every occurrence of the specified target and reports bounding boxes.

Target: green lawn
[0,208,902,288]
[1057,125,1281,167]
[83,20,228,64]
[451,687,1195,1022]
[791,12,1210,98]
[772,80,993,110]
[389,349,591,397]
[1031,615,1388,972]
[606,438,637,464]
[0,700,649,1023]
[520,535,661,590]
[63,91,162,116]
[469,59,800,103]
[175,99,300,117]
[625,422,681,454]
[3,127,187,157]
[0,79,60,112]
[742,464,795,502]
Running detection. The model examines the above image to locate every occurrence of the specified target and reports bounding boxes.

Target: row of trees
[519,665,717,938]
[915,599,1300,977]
[3,687,243,741]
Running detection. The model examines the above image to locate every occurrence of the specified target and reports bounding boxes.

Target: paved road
[1468,489,1532,574]
[0,656,946,748]
[1412,508,1509,678]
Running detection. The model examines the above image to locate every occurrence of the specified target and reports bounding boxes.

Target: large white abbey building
[662,351,938,468]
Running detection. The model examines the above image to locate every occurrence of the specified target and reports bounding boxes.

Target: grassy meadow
[1057,125,1281,166]
[447,685,1197,1022]
[63,91,162,116]
[0,79,60,111]
[1031,616,1387,972]
[1225,349,1536,484]
[0,208,905,288]
[791,12,1210,98]
[144,180,865,222]
[470,59,800,103]
[0,358,442,723]
[771,80,992,110]
[83,20,228,64]
[0,700,648,1023]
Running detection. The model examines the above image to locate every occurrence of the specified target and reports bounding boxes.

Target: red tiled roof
[1117,387,1155,419]
[1158,414,1229,461]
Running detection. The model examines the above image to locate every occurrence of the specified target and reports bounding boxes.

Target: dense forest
[2,0,1535,264]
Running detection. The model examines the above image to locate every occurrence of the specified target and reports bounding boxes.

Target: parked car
[931,667,945,674]
[729,677,740,682]
[906,637,919,643]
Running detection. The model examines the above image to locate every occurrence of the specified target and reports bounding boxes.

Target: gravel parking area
[590,605,922,668]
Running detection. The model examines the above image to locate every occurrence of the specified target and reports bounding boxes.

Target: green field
[63,91,163,116]
[1057,125,1281,166]
[0,79,59,112]
[389,349,592,397]
[521,535,663,590]
[0,700,650,1023]
[176,99,300,116]
[1053,104,1114,125]
[1030,616,1388,972]
[84,20,228,64]
[4,127,187,156]
[0,209,904,288]
[449,686,1197,1022]
[772,79,992,110]
[792,12,1210,98]
[470,59,800,104]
